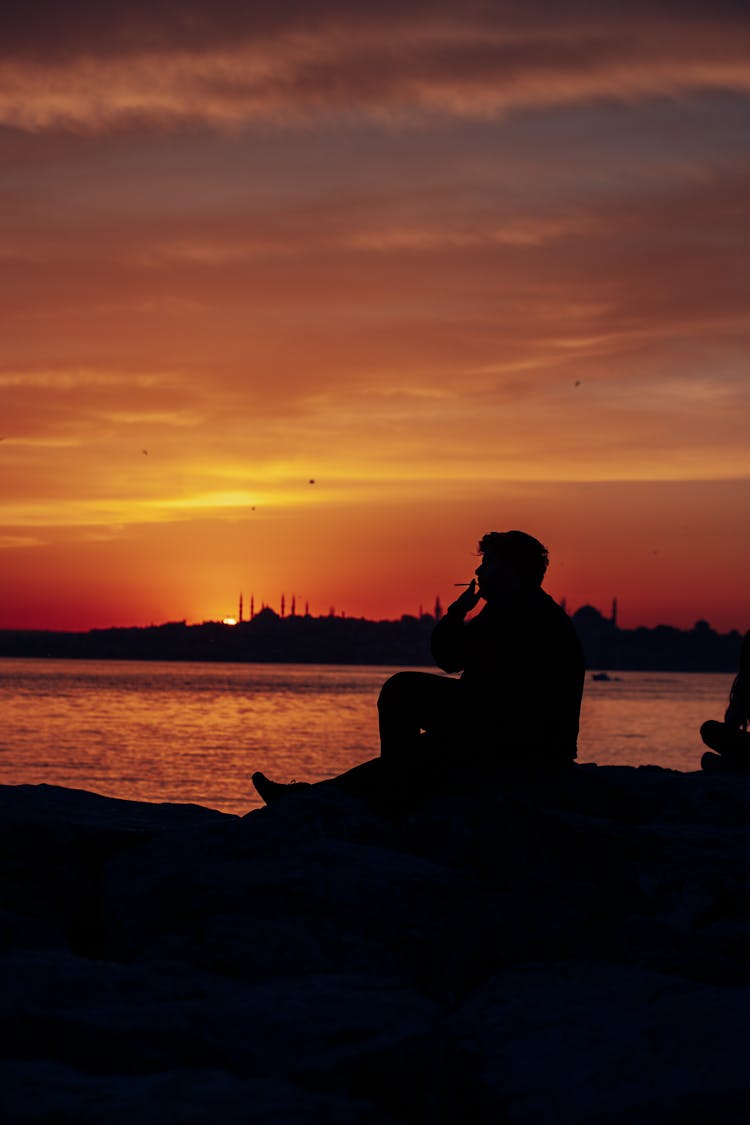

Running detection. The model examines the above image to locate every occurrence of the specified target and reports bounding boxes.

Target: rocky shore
[4,765,750,1123]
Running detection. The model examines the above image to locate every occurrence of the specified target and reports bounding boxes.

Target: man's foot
[701,750,750,774]
[251,771,312,804]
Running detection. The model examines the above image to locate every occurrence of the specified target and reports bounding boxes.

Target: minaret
[250,594,255,620]
[434,595,443,621]
[281,593,286,618]
[290,594,296,617]
[238,592,243,624]
[611,597,618,627]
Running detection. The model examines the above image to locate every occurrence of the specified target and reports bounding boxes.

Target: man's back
[432,589,584,762]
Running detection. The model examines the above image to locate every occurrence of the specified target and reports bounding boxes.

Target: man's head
[475,530,549,600]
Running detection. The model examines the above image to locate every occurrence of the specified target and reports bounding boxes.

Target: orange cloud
[1,2,748,631]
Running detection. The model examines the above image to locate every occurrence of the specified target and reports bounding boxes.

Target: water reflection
[0,659,734,814]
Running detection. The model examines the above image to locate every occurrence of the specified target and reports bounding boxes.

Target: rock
[449,961,750,1124]
[4,767,750,1121]
[0,1060,381,1125]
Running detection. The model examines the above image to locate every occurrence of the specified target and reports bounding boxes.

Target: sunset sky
[1,1,749,632]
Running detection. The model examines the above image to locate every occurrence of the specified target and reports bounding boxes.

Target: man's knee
[377,671,415,712]
[700,719,723,749]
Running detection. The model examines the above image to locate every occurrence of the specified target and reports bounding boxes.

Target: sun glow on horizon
[1,4,748,636]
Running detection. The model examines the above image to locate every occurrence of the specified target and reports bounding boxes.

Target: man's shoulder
[541,590,570,615]
[531,589,568,620]
[537,591,583,641]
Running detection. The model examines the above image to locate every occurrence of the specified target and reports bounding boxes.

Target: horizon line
[0,605,744,638]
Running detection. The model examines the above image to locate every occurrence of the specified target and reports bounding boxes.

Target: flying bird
[141,449,149,455]
[308,479,316,484]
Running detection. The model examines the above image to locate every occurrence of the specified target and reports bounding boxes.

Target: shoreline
[1,613,743,673]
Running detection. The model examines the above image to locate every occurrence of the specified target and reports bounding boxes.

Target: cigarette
[453,581,474,586]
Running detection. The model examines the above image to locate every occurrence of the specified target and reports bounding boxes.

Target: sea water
[0,658,734,814]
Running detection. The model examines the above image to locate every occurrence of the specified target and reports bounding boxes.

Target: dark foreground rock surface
[4,766,750,1123]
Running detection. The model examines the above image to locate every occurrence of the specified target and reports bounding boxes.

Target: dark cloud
[1,0,747,62]
[0,0,747,136]
[0,1,440,60]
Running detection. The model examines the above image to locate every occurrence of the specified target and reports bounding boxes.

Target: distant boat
[592,672,612,682]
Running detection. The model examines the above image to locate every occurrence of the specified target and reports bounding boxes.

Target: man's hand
[448,578,481,617]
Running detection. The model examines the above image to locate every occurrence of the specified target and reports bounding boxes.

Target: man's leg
[252,671,462,806]
[377,670,463,765]
[325,673,462,805]
[700,720,750,770]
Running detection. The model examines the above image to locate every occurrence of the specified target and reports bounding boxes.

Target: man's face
[474,552,522,602]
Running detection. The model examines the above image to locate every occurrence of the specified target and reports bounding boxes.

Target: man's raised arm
[431,579,481,673]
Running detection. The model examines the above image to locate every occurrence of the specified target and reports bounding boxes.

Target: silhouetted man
[252,530,585,806]
[700,629,750,771]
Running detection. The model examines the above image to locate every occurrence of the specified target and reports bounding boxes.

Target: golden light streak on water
[0,659,733,815]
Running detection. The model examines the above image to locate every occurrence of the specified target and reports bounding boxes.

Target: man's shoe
[252,771,311,804]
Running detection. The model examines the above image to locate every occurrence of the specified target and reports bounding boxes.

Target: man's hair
[478,530,549,587]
